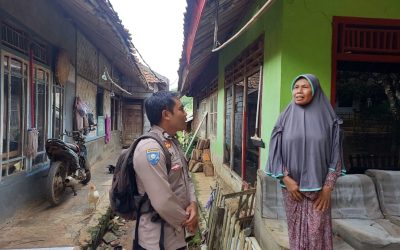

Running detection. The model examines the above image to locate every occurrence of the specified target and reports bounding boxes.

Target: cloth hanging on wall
[26,128,38,158]
[105,115,111,144]
[74,97,89,131]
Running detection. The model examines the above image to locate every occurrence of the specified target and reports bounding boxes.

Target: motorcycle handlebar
[63,124,97,137]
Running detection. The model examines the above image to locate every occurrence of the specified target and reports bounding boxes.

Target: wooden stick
[185,111,208,157]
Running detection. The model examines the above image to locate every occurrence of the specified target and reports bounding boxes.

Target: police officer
[133,91,198,250]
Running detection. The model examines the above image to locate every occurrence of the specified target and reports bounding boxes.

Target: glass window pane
[246,72,260,184]
[2,56,25,176]
[4,56,9,72]
[233,84,243,177]
[2,73,9,158]
[335,62,400,174]
[53,86,63,138]
[10,58,22,75]
[224,86,233,164]
[37,83,46,152]
[9,75,23,158]
[36,69,45,81]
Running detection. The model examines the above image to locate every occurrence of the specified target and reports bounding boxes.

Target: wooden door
[123,104,142,147]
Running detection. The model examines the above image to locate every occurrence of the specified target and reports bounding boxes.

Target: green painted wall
[213,0,400,173]
[214,1,284,170]
[280,0,400,109]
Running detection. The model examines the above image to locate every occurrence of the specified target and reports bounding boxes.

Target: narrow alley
[0,153,119,249]
[1,1,400,250]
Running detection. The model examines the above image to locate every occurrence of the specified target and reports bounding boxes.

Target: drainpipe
[212,0,276,52]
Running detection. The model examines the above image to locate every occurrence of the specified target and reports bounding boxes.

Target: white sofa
[366,169,400,226]
[331,174,400,250]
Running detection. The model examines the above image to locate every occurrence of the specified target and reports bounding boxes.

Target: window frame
[1,51,28,178]
[223,37,264,182]
[32,65,50,167]
[52,83,64,139]
[208,92,218,138]
[111,97,120,131]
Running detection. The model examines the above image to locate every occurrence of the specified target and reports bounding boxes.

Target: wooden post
[241,73,248,181]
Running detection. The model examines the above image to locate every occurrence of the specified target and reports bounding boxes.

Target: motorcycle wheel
[80,168,91,185]
[46,161,67,206]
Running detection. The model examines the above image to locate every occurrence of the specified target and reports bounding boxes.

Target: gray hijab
[266,74,344,191]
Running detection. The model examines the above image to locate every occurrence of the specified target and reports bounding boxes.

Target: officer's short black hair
[144,91,180,126]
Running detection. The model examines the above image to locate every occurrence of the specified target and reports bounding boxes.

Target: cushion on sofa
[333,219,400,250]
[261,172,286,219]
[365,170,400,216]
[331,174,383,219]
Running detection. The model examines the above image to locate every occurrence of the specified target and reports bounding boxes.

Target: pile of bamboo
[188,139,214,176]
[206,184,258,250]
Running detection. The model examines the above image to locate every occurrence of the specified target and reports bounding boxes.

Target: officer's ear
[162,109,172,121]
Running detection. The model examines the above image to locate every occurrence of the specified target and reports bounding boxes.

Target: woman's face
[292,78,313,106]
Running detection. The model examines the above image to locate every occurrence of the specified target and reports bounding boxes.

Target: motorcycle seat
[65,143,80,153]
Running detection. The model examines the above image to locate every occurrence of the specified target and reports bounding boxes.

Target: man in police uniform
[133,91,198,250]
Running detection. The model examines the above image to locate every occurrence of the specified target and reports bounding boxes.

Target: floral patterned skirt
[282,189,333,250]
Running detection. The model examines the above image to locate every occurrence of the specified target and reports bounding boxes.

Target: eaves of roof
[56,0,149,89]
[178,0,253,94]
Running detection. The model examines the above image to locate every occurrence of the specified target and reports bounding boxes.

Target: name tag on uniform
[146,149,160,166]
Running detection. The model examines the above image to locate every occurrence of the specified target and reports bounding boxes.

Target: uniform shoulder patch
[146,148,160,166]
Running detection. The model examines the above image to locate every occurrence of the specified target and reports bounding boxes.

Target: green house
[179,0,400,248]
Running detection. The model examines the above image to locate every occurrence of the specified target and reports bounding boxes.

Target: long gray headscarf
[266,74,344,191]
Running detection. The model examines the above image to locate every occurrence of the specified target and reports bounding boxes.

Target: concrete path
[190,172,235,231]
[0,151,120,249]
[191,172,215,227]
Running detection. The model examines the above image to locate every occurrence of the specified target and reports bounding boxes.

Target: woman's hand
[282,176,303,202]
[313,186,332,212]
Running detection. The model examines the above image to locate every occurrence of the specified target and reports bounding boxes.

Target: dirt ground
[0,153,119,249]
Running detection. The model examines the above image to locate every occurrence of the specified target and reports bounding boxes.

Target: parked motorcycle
[45,126,95,205]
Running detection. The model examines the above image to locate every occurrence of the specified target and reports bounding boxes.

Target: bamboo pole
[185,111,208,157]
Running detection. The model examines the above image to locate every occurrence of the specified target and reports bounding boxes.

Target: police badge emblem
[146,149,160,166]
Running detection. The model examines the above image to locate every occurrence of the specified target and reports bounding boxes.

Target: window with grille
[208,92,218,137]
[33,67,50,166]
[32,41,48,64]
[52,83,64,139]
[338,24,399,55]
[1,23,28,54]
[223,37,263,183]
[111,98,120,131]
[1,54,28,178]
[1,23,49,64]
[334,17,400,62]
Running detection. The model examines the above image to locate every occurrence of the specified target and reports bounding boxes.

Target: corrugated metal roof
[178,0,252,94]
[55,0,149,89]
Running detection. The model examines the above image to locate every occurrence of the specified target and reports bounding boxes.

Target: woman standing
[266,74,344,250]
